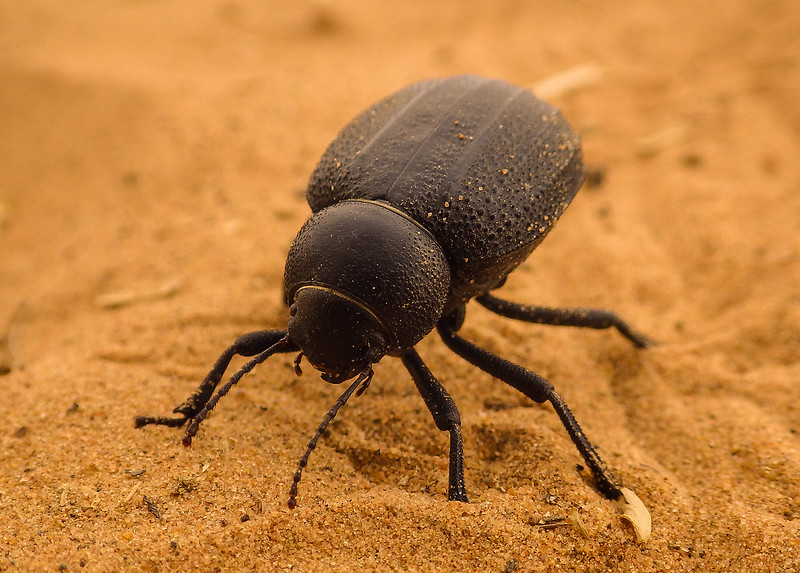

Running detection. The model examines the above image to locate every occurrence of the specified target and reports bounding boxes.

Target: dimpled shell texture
[306,75,585,306]
[284,201,451,352]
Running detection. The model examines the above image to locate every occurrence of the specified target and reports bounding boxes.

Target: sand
[1,0,799,571]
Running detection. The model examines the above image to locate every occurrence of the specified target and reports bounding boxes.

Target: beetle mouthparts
[320,366,360,385]
[293,351,304,376]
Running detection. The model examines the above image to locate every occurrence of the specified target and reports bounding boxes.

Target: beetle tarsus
[547,390,623,500]
[447,424,468,502]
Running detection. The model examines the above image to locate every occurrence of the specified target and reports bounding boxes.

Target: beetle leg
[476,292,654,348]
[401,348,468,503]
[135,329,298,428]
[437,311,623,501]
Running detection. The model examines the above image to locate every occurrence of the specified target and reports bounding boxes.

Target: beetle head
[288,286,389,383]
[283,200,451,383]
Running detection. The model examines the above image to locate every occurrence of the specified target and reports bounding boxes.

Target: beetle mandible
[136,74,653,512]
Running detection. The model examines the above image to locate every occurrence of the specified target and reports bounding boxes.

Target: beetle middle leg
[135,329,298,429]
[437,308,623,501]
[476,292,654,348]
[401,348,468,502]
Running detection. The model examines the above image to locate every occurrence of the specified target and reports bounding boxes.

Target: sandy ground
[1,1,799,571]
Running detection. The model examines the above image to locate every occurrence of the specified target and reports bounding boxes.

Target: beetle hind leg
[476,292,654,348]
[437,310,623,501]
[401,348,468,502]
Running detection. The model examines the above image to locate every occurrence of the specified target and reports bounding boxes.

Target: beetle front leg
[135,329,297,428]
[476,292,654,348]
[401,348,468,502]
[437,311,623,501]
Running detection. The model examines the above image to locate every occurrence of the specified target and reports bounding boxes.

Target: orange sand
[1,1,798,571]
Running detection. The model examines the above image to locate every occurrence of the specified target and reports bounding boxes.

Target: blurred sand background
[1,0,799,571]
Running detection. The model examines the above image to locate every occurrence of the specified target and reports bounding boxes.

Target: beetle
[136,74,652,511]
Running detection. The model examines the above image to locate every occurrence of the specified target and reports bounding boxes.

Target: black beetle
[137,75,652,511]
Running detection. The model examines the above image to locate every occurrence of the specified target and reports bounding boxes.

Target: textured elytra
[306,75,585,304]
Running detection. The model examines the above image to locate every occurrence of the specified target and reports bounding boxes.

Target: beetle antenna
[288,366,373,509]
[182,334,293,447]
